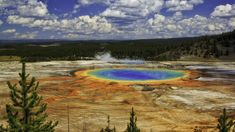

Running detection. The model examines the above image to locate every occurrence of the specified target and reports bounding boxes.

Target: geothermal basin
[0,61,235,132]
[86,68,186,82]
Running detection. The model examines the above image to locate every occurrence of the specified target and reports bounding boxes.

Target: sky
[0,0,235,40]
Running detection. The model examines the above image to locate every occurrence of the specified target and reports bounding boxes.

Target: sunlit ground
[0,61,235,132]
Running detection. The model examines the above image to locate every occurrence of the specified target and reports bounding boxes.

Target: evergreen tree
[225,50,229,56]
[217,108,234,132]
[0,62,58,132]
[125,107,140,132]
[100,115,116,132]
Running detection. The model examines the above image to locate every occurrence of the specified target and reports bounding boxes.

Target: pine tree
[100,115,116,132]
[125,107,140,132]
[0,62,58,132]
[217,108,234,132]
[225,50,229,56]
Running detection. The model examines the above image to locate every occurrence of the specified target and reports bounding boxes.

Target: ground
[0,61,234,132]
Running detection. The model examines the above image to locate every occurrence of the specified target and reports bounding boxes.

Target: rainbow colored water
[87,68,185,81]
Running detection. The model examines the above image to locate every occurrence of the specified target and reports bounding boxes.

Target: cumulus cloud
[100,0,164,19]
[146,14,231,38]
[166,24,177,31]
[101,9,127,18]
[148,14,165,25]
[229,17,235,27]
[17,0,48,17]
[14,32,37,39]
[0,0,22,15]
[211,4,235,17]
[207,24,216,31]
[78,0,110,5]
[64,33,79,39]
[73,0,111,13]
[0,0,18,8]
[89,11,234,39]
[2,29,16,33]
[0,20,3,25]
[7,15,35,25]
[165,0,203,11]
[7,15,116,34]
[0,0,48,17]
[1,0,235,39]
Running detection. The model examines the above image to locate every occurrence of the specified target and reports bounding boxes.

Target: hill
[0,30,234,61]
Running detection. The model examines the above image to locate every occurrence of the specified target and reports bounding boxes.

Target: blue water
[88,68,185,81]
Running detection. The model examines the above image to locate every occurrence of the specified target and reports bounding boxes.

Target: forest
[0,30,234,61]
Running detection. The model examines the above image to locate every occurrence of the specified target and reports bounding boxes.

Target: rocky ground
[0,61,234,132]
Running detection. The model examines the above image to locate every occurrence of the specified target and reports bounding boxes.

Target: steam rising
[95,52,145,64]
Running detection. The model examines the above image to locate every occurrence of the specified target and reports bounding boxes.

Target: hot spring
[87,68,186,81]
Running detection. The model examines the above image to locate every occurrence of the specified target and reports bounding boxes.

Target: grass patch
[0,56,21,61]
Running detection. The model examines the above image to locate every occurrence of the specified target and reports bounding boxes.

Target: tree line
[0,30,234,61]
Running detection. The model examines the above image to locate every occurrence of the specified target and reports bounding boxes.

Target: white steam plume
[95,52,145,64]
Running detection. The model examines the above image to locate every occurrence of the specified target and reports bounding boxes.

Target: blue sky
[0,0,235,40]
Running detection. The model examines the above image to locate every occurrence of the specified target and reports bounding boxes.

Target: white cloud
[145,13,233,38]
[1,0,235,39]
[0,20,3,25]
[7,15,35,24]
[100,0,164,18]
[148,14,165,25]
[17,0,48,17]
[207,24,216,31]
[172,11,183,20]
[64,33,79,39]
[0,0,17,8]
[175,15,226,35]
[166,24,177,31]
[73,0,111,14]
[78,0,110,5]
[7,15,116,34]
[14,32,37,39]
[101,9,127,18]
[72,4,80,14]
[2,29,16,33]
[165,0,203,11]
[229,17,235,27]
[211,4,235,17]
[0,0,49,17]
[90,11,234,39]
[174,11,183,17]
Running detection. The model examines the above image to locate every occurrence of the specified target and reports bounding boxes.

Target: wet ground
[0,61,234,132]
